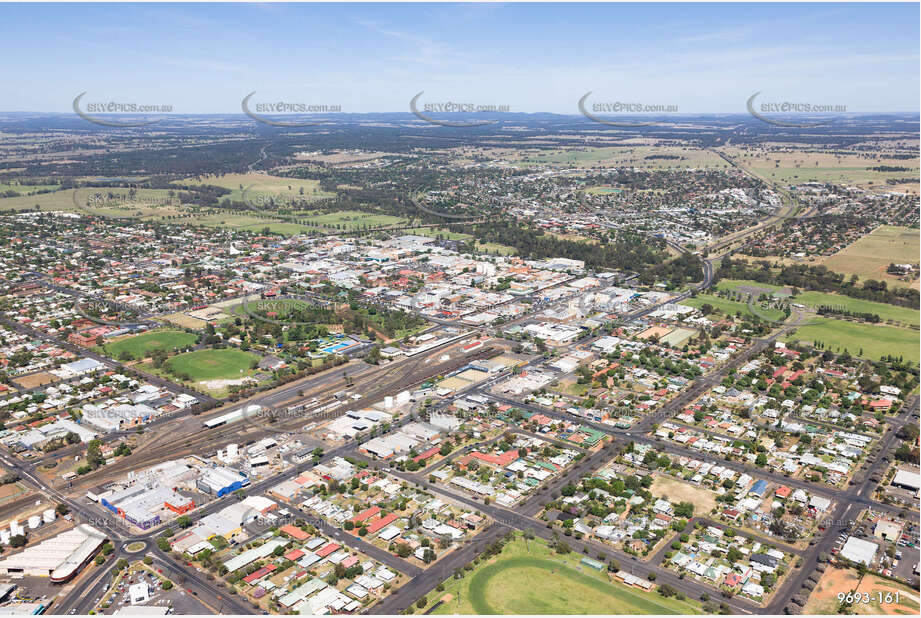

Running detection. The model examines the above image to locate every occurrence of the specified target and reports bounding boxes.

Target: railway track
[62,345,501,489]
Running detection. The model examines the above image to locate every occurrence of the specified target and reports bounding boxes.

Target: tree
[395,543,412,558]
[9,535,26,548]
[674,502,694,518]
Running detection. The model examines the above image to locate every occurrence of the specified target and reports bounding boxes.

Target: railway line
[57,342,502,490]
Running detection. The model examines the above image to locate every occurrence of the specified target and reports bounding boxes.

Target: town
[0,3,918,616]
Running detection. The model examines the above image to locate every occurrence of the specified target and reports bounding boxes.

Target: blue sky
[1,2,917,113]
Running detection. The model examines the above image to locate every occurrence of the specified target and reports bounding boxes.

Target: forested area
[457,220,666,271]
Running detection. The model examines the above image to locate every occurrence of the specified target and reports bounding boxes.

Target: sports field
[425,536,701,615]
[104,330,197,359]
[165,348,259,381]
[783,317,919,364]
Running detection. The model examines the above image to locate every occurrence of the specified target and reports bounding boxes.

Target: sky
[0,2,918,114]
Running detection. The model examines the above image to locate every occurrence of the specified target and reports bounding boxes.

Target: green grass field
[682,294,786,322]
[424,536,701,615]
[794,291,919,327]
[298,209,405,230]
[715,279,788,294]
[783,317,919,364]
[0,182,61,195]
[177,173,334,203]
[104,330,197,359]
[0,187,180,219]
[165,348,259,381]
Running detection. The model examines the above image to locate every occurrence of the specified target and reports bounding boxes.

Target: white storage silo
[227,443,239,458]
[0,529,9,544]
[43,509,56,524]
[27,515,41,529]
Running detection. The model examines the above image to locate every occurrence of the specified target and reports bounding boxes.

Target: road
[3,191,909,615]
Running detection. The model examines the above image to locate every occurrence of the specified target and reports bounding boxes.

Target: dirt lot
[805,567,862,614]
[805,567,921,615]
[636,325,673,341]
[13,371,58,388]
[650,475,718,515]
[160,312,208,330]
[856,573,921,615]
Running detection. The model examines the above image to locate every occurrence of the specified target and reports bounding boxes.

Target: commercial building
[0,525,105,582]
[840,536,878,566]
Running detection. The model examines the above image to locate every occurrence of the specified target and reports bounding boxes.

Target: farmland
[721,147,920,192]
[820,225,920,289]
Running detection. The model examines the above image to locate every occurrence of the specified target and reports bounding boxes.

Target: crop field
[103,330,197,359]
[820,225,920,289]
[165,348,259,381]
[783,317,919,364]
[424,535,701,615]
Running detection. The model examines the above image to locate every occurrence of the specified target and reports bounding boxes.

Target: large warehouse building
[0,524,105,582]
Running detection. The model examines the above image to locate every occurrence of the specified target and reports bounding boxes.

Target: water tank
[10,523,23,536]
[0,530,9,544]
[227,443,239,458]
[43,509,56,524]
[27,516,41,529]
